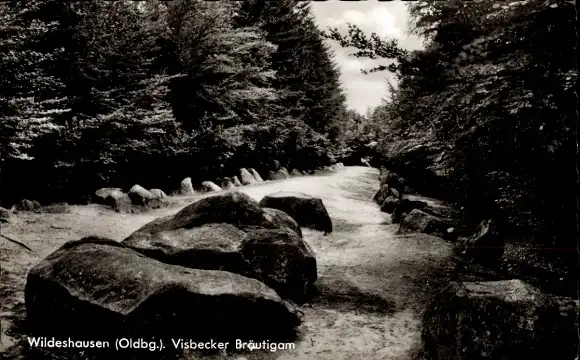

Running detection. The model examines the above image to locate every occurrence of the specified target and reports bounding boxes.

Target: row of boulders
[26,191,334,343]
[93,186,169,214]
[94,163,345,213]
[373,168,504,262]
[1,200,71,222]
[372,169,580,359]
[373,168,459,242]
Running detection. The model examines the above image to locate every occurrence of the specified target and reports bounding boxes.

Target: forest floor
[0,166,456,360]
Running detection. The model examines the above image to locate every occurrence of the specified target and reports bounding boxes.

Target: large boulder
[102,189,132,213]
[130,192,282,235]
[180,177,195,195]
[239,168,256,185]
[0,206,12,223]
[421,280,579,360]
[263,207,302,238]
[232,176,242,187]
[15,199,42,213]
[26,237,301,341]
[124,224,314,302]
[201,181,222,193]
[94,187,123,204]
[398,209,456,241]
[378,167,389,184]
[258,192,332,234]
[220,177,236,190]
[463,219,504,262]
[389,198,429,219]
[373,185,401,205]
[127,214,176,239]
[379,196,402,213]
[270,168,290,180]
[381,172,404,189]
[249,168,264,182]
[128,185,164,209]
[240,229,317,302]
[123,224,249,275]
[290,169,302,177]
[149,188,167,198]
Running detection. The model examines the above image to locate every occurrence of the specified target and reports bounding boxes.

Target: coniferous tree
[235,0,347,138]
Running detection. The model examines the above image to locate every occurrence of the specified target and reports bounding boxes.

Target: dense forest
[327,0,577,282]
[0,0,353,206]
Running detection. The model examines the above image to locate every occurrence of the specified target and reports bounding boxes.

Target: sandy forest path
[1,166,455,360]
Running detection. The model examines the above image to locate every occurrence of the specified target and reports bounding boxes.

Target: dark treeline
[0,0,358,206]
[327,0,577,276]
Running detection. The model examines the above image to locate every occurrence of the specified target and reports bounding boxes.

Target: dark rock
[132,192,281,235]
[270,168,290,180]
[373,185,401,205]
[398,209,455,240]
[249,168,264,182]
[15,199,42,213]
[421,279,579,360]
[239,168,256,185]
[0,206,12,222]
[26,237,301,341]
[102,189,132,213]
[390,198,429,220]
[378,167,389,184]
[290,169,302,177]
[128,185,164,209]
[463,219,505,262]
[263,208,303,238]
[201,181,222,192]
[232,176,242,187]
[41,203,71,214]
[94,188,123,205]
[382,172,403,189]
[241,229,317,302]
[180,177,195,195]
[259,192,332,234]
[221,177,236,190]
[149,189,167,198]
[379,196,401,213]
[127,214,176,239]
[123,223,249,274]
